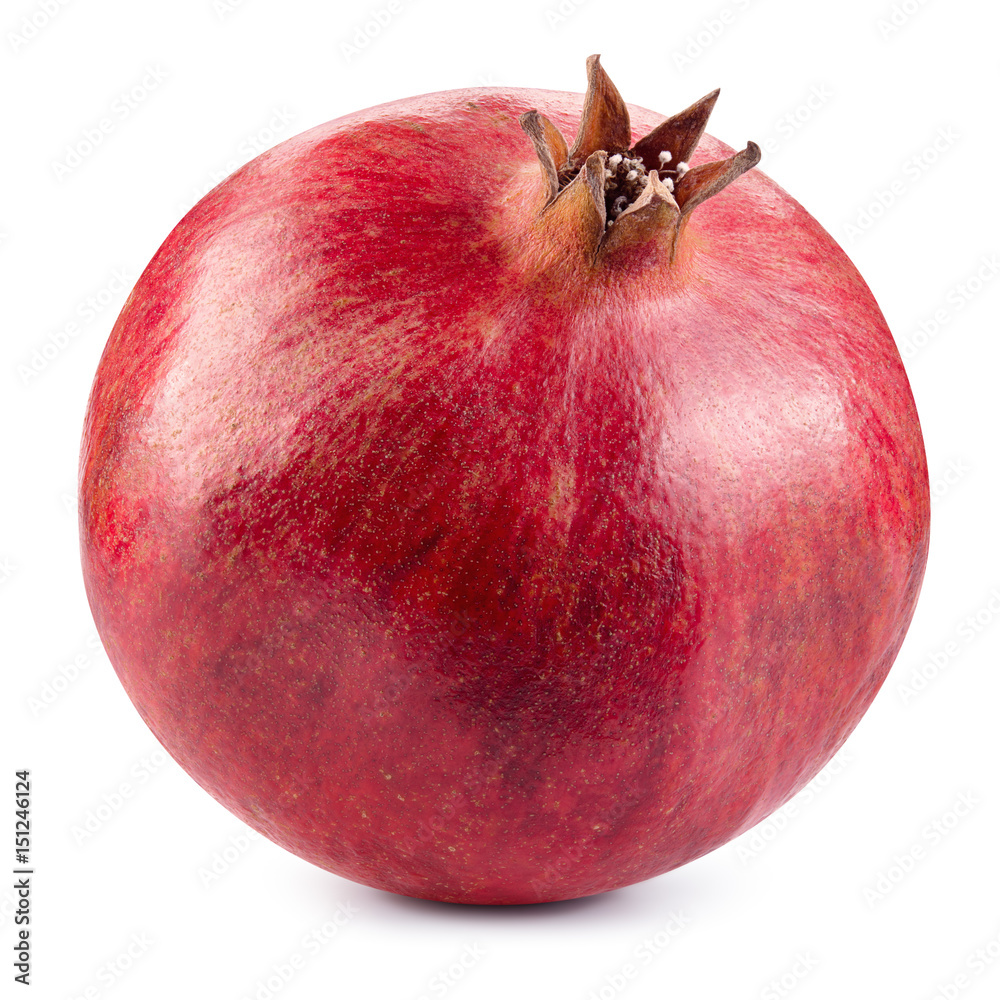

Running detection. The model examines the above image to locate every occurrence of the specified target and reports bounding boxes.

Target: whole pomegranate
[80,56,929,904]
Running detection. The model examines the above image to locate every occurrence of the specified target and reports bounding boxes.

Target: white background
[3,0,999,997]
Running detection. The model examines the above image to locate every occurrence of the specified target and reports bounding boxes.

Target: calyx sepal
[519,54,760,264]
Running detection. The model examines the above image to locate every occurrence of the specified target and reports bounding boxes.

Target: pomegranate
[79,55,929,904]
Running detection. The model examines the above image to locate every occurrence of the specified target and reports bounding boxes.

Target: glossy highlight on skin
[80,71,929,905]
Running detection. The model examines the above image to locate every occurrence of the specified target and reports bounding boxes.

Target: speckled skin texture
[79,85,930,905]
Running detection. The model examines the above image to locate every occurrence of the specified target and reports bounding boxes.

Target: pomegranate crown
[519,54,760,263]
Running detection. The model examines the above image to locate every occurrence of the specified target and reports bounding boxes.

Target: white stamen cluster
[603,149,677,226]
[603,152,651,224]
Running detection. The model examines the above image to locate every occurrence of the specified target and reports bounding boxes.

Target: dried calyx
[519,55,760,263]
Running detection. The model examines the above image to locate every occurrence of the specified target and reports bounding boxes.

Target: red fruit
[80,55,929,905]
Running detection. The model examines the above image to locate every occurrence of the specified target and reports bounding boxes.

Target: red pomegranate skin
[80,83,929,905]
